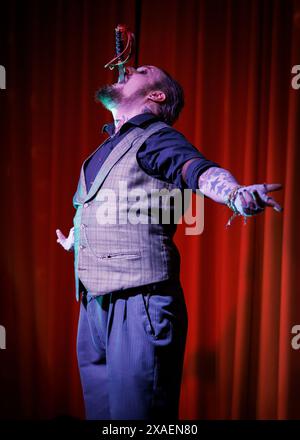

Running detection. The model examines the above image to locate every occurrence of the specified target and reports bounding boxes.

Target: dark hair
[152,69,184,126]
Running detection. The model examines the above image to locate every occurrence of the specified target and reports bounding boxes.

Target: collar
[101,112,161,136]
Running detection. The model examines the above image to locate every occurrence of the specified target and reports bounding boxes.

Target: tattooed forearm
[198,167,240,203]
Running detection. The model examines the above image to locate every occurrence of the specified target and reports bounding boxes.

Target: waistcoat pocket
[82,227,141,260]
[95,251,141,260]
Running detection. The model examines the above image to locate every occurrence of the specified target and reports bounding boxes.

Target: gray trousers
[76,279,188,420]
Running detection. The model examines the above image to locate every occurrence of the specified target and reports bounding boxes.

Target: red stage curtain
[0,0,299,419]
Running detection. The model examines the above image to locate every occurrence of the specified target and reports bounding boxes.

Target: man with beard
[56,65,282,420]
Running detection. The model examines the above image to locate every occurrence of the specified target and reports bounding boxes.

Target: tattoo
[216,182,226,194]
[210,177,220,191]
[223,187,232,197]
[114,115,129,133]
[198,167,239,203]
[114,107,154,134]
[141,105,154,115]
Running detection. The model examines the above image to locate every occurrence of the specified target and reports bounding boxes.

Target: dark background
[0,0,299,419]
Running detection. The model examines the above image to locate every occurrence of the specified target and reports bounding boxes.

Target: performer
[56,65,282,420]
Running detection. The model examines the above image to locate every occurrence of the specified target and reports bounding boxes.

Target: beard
[95,82,152,110]
[95,83,123,110]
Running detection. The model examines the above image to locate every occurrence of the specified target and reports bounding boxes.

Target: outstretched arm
[198,165,282,212]
[182,160,283,223]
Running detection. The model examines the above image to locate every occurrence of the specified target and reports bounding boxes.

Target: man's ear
[147,90,166,103]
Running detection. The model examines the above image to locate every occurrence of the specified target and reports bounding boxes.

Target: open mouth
[113,73,129,86]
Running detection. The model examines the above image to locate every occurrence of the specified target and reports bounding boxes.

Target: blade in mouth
[118,65,126,83]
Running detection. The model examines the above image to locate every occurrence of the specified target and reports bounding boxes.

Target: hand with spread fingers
[56,227,75,251]
[226,183,283,225]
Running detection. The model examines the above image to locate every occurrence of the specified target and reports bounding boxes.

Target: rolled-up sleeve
[136,127,220,190]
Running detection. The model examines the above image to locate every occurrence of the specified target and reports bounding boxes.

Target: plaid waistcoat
[72,121,182,300]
